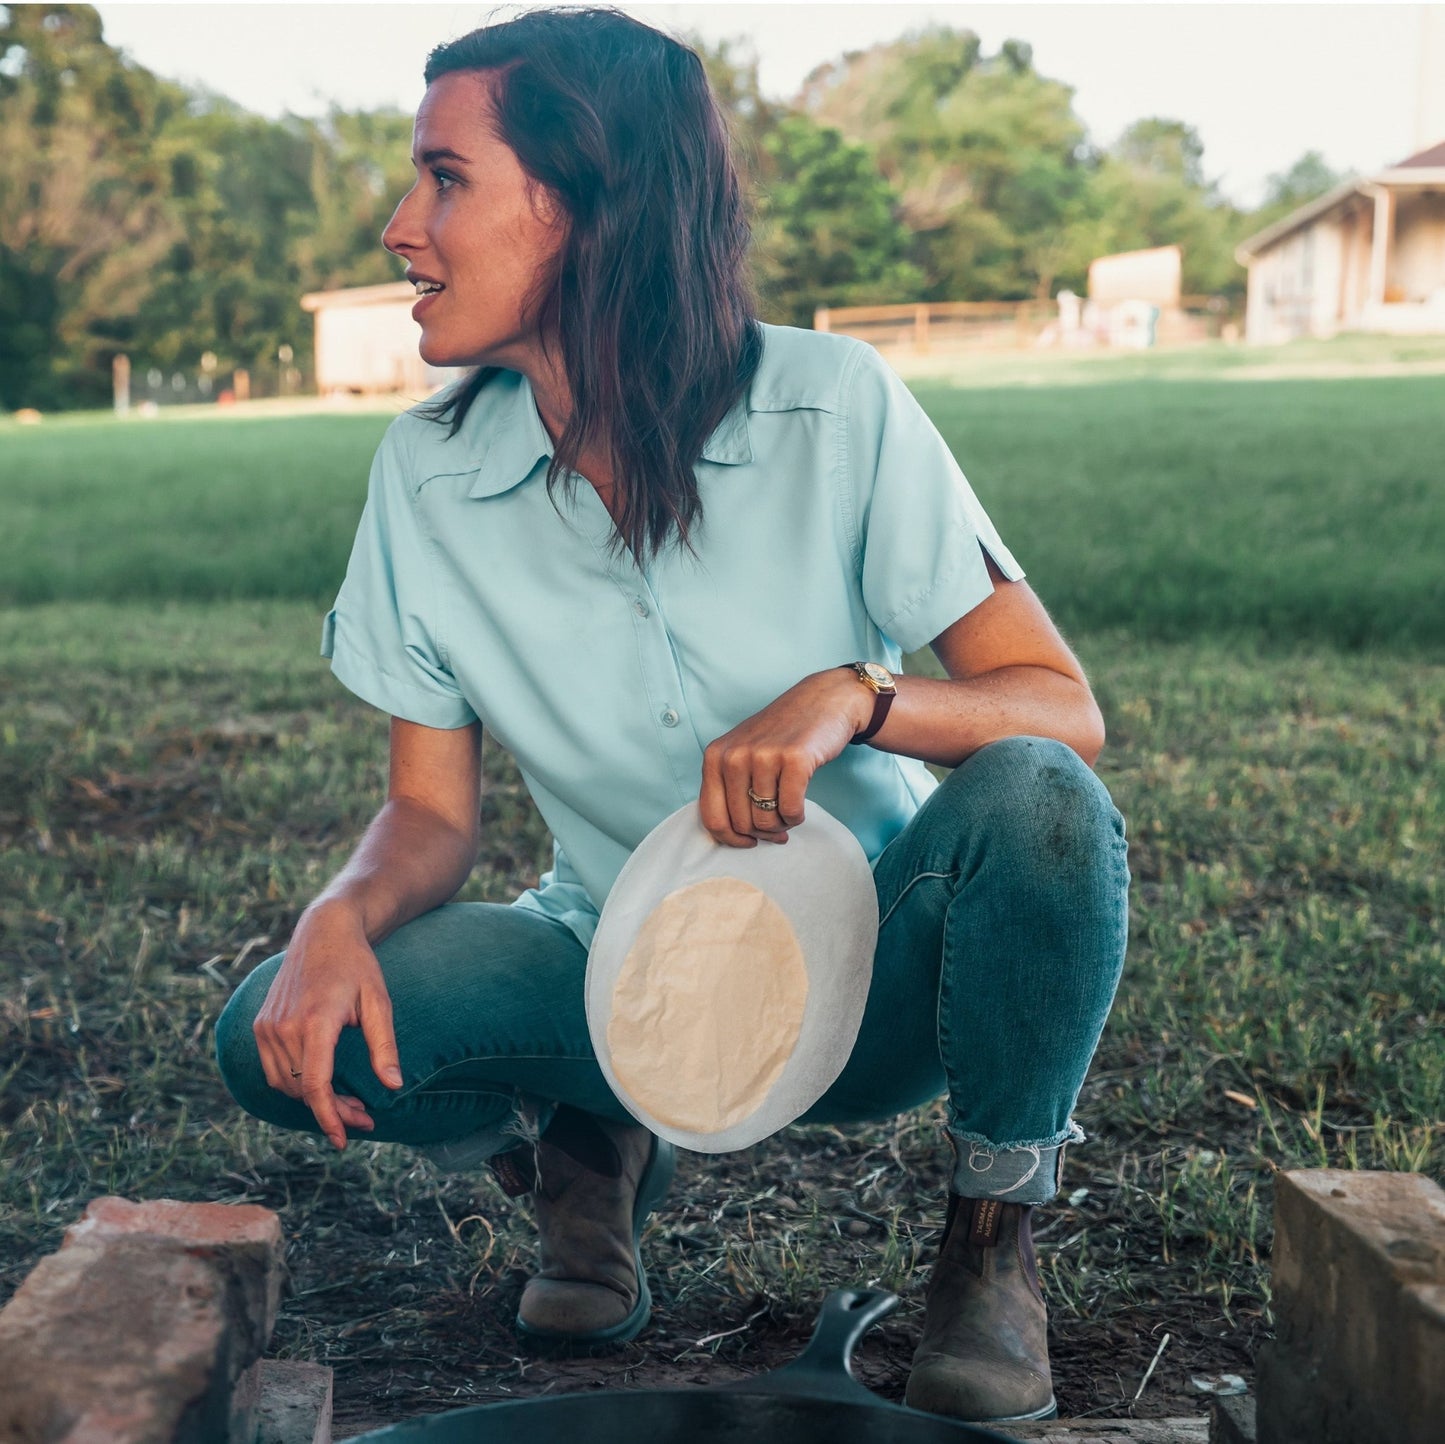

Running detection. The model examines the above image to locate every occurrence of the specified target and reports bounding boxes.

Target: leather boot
[488,1104,676,1350]
[904,1192,1058,1423]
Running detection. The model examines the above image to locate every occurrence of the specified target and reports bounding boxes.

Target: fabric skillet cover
[586,800,878,1152]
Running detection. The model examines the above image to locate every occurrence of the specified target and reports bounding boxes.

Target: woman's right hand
[252,900,404,1150]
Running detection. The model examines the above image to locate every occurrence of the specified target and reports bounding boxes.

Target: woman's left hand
[699,668,872,847]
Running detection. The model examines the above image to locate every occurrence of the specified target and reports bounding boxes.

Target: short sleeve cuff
[321,609,478,730]
[876,538,1027,654]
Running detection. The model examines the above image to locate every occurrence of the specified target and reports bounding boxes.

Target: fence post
[813,307,831,333]
[112,354,130,415]
[234,369,251,402]
[914,303,930,353]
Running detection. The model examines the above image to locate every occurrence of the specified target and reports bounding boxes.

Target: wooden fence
[814,297,1233,351]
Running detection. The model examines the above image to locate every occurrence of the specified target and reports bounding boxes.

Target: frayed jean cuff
[416,1092,554,1174]
[945,1121,1085,1205]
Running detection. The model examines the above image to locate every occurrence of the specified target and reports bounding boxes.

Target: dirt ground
[244,1110,1249,1440]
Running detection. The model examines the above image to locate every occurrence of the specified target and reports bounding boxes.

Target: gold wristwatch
[845,661,897,744]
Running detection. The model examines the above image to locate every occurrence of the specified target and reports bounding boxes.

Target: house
[1235,140,1445,343]
[299,282,465,396]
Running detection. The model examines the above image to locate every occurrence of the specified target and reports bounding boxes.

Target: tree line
[1,4,1345,411]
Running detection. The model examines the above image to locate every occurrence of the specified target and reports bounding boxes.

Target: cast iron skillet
[351,1288,1020,1442]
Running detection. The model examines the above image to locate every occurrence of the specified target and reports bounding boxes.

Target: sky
[90,1,1445,209]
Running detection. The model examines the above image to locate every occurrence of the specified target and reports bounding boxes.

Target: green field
[1,357,1442,1430]
[3,354,1444,650]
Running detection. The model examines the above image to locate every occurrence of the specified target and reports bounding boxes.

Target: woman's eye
[432,170,458,194]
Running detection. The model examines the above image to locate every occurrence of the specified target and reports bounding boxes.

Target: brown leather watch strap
[846,663,897,745]
[851,687,894,744]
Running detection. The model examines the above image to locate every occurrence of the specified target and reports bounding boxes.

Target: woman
[215,7,1129,1427]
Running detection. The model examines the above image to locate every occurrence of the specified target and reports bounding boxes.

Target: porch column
[1368,186,1393,307]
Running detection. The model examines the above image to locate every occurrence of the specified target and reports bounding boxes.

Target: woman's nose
[382,188,422,257]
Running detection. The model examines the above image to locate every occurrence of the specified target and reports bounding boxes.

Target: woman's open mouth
[411,279,445,320]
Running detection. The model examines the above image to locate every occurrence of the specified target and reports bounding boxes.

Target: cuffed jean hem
[415,1092,555,1173]
[945,1120,1085,1205]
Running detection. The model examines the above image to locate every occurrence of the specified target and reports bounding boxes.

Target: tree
[1071,119,1248,300]
[1112,117,1207,188]
[0,5,418,406]
[291,106,418,292]
[1081,159,1245,297]
[0,3,184,407]
[687,32,923,323]
[129,100,319,375]
[686,31,790,193]
[1246,150,1351,234]
[750,114,924,325]
[796,27,1093,301]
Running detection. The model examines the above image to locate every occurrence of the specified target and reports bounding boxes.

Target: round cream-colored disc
[586,799,878,1152]
[607,876,810,1134]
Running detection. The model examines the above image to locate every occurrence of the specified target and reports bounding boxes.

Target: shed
[1234,140,1445,343]
[299,282,466,396]
[1087,245,1182,308]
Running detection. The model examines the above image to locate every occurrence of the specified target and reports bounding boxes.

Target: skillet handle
[736,1287,899,1404]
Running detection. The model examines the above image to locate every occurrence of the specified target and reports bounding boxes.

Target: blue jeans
[215,736,1129,1204]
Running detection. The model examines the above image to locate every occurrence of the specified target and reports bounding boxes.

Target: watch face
[861,662,895,689]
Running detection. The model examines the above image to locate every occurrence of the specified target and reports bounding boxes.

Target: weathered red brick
[64,1196,285,1356]
[0,1197,287,1443]
[0,1237,230,1443]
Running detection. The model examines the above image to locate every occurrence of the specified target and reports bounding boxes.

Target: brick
[64,1195,285,1360]
[255,1360,334,1444]
[1256,1169,1445,1444]
[231,1359,264,1444]
[0,1197,286,1443]
[0,1236,232,1443]
[1209,1396,1257,1444]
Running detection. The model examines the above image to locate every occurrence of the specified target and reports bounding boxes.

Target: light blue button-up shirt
[321,322,1024,951]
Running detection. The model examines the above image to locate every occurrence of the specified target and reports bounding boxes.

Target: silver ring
[747,787,778,811]
[289,1068,303,1079]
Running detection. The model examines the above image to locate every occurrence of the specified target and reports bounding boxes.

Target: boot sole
[516,1133,677,1354]
[972,1397,1058,1424]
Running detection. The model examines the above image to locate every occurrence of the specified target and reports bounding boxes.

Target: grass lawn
[3,349,1443,651]
[1,354,1441,1433]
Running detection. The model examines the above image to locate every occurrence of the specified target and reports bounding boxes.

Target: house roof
[300,281,413,312]
[1235,180,1367,260]
[1398,139,1445,168]
[1235,139,1445,261]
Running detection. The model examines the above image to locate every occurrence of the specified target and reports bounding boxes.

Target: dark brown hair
[419,5,763,568]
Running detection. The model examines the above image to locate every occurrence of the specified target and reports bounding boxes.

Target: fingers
[359,985,404,1090]
[699,740,757,847]
[254,1025,302,1098]
[334,1094,375,1132]
[249,926,399,1149]
[724,744,782,843]
[775,769,808,831]
[299,1018,348,1150]
[736,752,789,841]
[254,1022,377,1141]
[701,742,802,848]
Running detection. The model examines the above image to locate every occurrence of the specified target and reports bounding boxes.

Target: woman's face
[382,71,567,370]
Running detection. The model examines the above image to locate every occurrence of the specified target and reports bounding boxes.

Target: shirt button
[633,598,649,618]
[660,707,679,727]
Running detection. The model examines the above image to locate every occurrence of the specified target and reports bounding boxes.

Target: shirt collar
[463,369,752,499]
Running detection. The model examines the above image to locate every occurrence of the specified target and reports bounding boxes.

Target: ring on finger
[747,786,778,811]
[289,1067,303,1079]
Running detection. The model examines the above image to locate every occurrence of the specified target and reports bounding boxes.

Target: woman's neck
[524,358,616,499]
